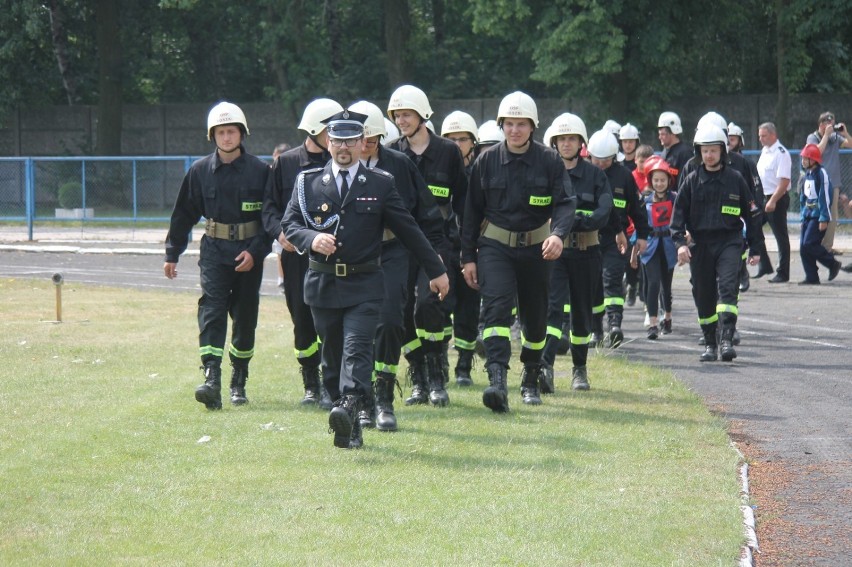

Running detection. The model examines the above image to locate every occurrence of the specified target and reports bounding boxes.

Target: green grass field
[0,278,742,565]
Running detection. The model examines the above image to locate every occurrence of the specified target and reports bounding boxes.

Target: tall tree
[94,0,122,155]
[385,0,412,88]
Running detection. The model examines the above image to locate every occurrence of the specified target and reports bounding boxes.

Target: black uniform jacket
[570,158,613,234]
[165,147,272,265]
[282,163,447,309]
[601,161,650,240]
[461,140,577,264]
[368,145,447,254]
[670,165,766,257]
[663,140,694,174]
[679,152,766,214]
[262,142,327,242]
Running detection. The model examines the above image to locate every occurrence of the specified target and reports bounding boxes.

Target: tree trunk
[325,0,342,74]
[432,0,444,45]
[775,0,790,143]
[47,0,77,105]
[95,0,122,155]
[384,0,411,88]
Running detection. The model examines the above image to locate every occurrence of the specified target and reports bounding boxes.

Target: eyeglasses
[447,136,472,143]
[821,116,835,123]
[329,138,359,147]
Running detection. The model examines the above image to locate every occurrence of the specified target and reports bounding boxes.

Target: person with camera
[807,112,851,256]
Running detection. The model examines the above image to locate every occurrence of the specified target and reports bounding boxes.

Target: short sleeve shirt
[757,140,791,195]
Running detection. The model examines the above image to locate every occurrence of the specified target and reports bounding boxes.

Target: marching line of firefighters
[165,85,792,449]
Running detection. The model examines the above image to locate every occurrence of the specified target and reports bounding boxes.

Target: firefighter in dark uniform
[348,100,447,432]
[281,110,449,449]
[728,120,766,292]
[540,114,612,391]
[387,85,467,407]
[441,110,482,387]
[588,129,649,348]
[671,124,765,362]
[164,101,272,410]
[262,98,343,409]
[658,111,693,185]
[462,91,576,413]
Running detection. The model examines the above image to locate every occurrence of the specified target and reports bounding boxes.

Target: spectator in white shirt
[755,122,792,283]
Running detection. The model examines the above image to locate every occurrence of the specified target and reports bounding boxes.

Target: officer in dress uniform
[540,114,613,392]
[262,98,343,409]
[281,110,449,449]
[461,91,576,412]
[164,101,272,410]
[671,124,765,362]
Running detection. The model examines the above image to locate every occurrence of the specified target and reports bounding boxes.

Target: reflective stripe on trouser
[198,252,263,365]
[689,237,742,344]
[450,258,480,351]
[542,250,601,368]
[281,251,321,367]
[375,242,409,380]
[478,240,551,367]
[403,253,444,359]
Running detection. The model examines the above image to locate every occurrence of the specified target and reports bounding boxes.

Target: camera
[835,123,845,132]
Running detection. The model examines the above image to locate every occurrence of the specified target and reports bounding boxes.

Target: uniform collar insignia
[322,173,331,184]
[358,173,366,184]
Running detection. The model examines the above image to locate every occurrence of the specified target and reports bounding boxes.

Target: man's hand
[462,262,479,290]
[430,273,450,300]
[819,221,828,232]
[278,233,296,252]
[677,245,692,266]
[635,238,648,254]
[765,200,776,213]
[164,262,177,279]
[747,255,760,266]
[616,231,628,254]
[235,251,254,272]
[311,234,337,256]
[541,235,564,260]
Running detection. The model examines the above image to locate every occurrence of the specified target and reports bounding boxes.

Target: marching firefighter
[263,98,343,409]
[671,124,765,362]
[348,100,446,431]
[281,110,448,449]
[540,113,612,391]
[461,91,576,412]
[587,129,649,348]
[441,110,482,386]
[165,101,272,410]
[387,85,467,407]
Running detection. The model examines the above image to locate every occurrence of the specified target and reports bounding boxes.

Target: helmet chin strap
[309,134,328,152]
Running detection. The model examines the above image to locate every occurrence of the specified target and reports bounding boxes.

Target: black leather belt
[651,229,671,237]
[309,259,380,276]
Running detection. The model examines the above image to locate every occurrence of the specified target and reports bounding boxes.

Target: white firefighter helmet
[497,91,539,128]
[696,111,728,133]
[657,111,683,135]
[383,118,400,145]
[478,120,505,145]
[387,84,433,120]
[298,98,344,136]
[727,122,744,138]
[207,101,249,141]
[693,124,727,147]
[425,120,435,133]
[348,100,387,138]
[545,113,588,146]
[441,111,479,142]
[586,129,620,159]
[603,119,622,137]
[619,122,640,140]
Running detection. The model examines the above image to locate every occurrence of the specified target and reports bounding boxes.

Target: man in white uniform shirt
[755,122,792,283]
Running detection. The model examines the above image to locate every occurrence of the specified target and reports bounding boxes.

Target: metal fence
[0,151,850,241]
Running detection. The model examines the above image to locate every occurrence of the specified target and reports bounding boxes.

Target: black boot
[571,366,590,391]
[440,342,450,386]
[358,383,377,428]
[455,348,475,387]
[375,373,399,432]
[318,381,332,410]
[349,411,363,449]
[739,262,751,292]
[328,394,360,449]
[195,361,222,410]
[720,329,737,361]
[520,364,542,405]
[404,358,428,405]
[539,363,555,394]
[483,363,509,413]
[229,363,248,405]
[426,352,449,407]
[300,366,321,406]
[700,345,718,362]
[607,313,624,348]
[626,284,637,306]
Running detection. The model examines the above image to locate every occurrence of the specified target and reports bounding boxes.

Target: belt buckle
[335,263,347,277]
[515,231,528,247]
[228,224,238,241]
